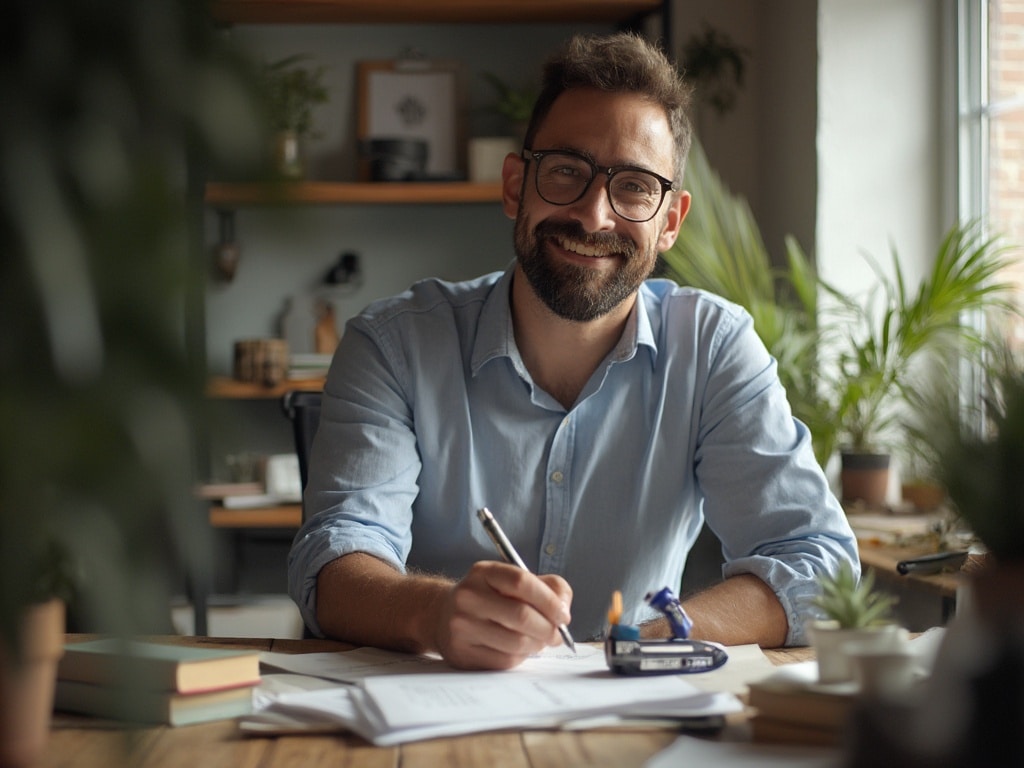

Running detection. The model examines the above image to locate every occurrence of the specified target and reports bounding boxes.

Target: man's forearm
[315,552,453,654]
[639,574,789,648]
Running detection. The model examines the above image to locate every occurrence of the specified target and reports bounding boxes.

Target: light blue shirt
[288,267,858,645]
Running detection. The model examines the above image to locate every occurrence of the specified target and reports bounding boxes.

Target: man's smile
[554,235,621,258]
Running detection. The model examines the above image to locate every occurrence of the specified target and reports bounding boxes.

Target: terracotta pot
[840,451,891,507]
[900,481,946,512]
[0,599,65,768]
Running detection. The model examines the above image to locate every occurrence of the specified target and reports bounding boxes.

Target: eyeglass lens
[533,152,666,222]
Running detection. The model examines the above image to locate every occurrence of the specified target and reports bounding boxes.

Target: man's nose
[565,176,618,231]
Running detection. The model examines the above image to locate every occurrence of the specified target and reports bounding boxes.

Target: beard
[513,214,658,322]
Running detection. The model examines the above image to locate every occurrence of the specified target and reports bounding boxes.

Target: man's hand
[435,561,573,670]
[315,553,572,671]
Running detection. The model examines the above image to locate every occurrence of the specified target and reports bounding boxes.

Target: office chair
[281,389,322,523]
[282,389,323,639]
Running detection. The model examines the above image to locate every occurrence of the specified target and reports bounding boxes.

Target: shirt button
[550,470,564,483]
[545,544,557,556]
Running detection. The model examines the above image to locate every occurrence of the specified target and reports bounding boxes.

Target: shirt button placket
[542,415,573,572]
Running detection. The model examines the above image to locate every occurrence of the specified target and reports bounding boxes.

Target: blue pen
[645,586,693,639]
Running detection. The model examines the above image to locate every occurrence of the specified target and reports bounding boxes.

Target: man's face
[504,87,689,322]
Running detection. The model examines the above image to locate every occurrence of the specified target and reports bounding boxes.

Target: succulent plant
[812,562,897,629]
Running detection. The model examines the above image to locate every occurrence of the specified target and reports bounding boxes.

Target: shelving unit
[190,0,669,634]
[209,504,302,528]
[205,180,503,207]
[211,0,663,26]
[206,375,323,400]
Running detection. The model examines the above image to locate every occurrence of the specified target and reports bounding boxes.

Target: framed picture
[356,58,466,181]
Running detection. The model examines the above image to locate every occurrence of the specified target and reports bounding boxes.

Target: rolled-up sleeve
[693,303,859,646]
[287,318,421,637]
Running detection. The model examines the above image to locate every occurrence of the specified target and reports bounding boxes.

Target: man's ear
[501,152,526,220]
[656,190,691,253]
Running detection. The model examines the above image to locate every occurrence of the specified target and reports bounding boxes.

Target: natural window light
[960,0,1024,358]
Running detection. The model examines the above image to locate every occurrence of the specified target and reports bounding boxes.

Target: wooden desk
[858,542,963,623]
[40,636,810,768]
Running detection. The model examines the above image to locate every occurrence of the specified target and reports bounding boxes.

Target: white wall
[816,0,949,294]
[671,0,819,267]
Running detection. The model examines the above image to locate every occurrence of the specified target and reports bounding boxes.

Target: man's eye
[551,164,584,178]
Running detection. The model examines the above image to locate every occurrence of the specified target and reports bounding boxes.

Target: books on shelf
[287,352,332,380]
[55,639,261,726]
[54,679,254,727]
[746,661,857,746]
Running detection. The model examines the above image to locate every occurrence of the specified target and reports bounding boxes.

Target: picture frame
[356,58,466,181]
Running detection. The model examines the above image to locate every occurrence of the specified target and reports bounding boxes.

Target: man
[288,32,858,671]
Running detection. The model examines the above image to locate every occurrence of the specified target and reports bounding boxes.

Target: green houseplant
[480,71,536,139]
[661,141,1016,505]
[821,222,1015,505]
[659,138,838,466]
[261,54,328,178]
[805,562,904,683]
[0,1,265,763]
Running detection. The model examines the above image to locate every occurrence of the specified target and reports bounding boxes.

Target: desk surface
[39,635,812,768]
[858,542,963,599]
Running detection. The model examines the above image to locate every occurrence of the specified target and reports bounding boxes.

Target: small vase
[273,130,306,179]
[0,599,65,768]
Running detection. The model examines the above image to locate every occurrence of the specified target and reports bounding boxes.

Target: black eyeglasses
[521,149,677,223]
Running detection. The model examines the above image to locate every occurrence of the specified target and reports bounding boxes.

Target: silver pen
[476,506,576,653]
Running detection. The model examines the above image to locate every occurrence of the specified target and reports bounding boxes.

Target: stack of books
[746,661,857,746]
[55,638,261,727]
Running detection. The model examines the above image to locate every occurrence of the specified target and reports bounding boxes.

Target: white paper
[249,644,755,745]
[645,734,841,768]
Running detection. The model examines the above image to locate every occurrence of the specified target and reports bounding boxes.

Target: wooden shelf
[211,0,661,25]
[209,503,302,528]
[205,180,503,207]
[206,375,324,399]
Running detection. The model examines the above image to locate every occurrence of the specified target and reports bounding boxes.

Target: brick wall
[989,0,1024,352]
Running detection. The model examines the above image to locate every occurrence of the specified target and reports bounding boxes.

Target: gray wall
[202,2,952,544]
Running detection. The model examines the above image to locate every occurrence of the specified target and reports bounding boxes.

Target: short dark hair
[523,32,693,181]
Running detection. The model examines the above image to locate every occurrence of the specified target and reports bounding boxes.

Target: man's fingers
[474,562,572,630]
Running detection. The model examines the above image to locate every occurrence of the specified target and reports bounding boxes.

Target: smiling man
[288,33,858,671]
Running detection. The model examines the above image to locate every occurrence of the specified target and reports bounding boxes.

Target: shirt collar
[470,266,660,376]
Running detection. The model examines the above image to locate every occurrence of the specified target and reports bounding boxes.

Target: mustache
[533,220,638,257]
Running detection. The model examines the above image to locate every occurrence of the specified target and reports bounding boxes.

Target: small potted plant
[468,72,535,183]
[821,222,1014,507]
[480,71,535,139]
[806,562,904,683]
[261,54,329,178]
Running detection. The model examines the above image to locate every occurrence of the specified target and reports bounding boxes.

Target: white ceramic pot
[806,619,908,683]
[468,137,519,182]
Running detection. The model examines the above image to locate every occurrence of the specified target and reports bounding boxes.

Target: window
[959,0,1024,360]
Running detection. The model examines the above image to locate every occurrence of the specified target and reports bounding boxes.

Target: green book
[54,678,254,727]
[58,638,261,694]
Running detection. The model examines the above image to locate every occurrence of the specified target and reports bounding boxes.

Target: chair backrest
[281,390,323,518]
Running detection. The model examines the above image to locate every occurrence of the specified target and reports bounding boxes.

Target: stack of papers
[245,644,752,745]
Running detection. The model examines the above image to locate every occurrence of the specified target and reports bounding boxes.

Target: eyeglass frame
[520,148,678,223]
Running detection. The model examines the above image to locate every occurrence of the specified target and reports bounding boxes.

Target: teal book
[54,678,254,727]
[57,638,261,694]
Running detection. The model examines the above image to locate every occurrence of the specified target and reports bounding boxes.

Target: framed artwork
[356,58,466,181]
